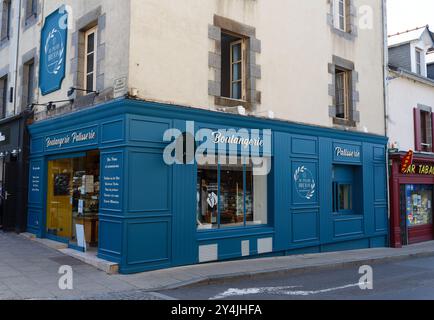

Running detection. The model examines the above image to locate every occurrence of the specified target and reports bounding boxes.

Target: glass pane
[232,81,241,100]
[246,159,268,226]
[86,74,94,92]
[87,53,94,74]
[405,185,433,227]
[220,163,244,228]
[232,62,241,81]
[27,63,35,104]
[197,165,219,230]
[46,159,73,239]
[87,32,95,54]
[339,184,352,211]
[232,42,241,62]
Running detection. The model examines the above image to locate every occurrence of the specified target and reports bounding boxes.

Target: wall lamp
[29,99,75,112]
[67,87,99,97]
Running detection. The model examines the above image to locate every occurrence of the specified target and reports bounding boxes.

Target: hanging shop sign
[39,7,68,95]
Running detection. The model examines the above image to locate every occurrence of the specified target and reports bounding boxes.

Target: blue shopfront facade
[26,98,389,274]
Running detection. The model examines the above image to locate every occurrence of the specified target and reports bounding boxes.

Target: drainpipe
[12,0,23,116]
[382,0,393,245]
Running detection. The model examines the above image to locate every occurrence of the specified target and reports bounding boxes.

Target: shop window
[332,165,362,215]
[221,32,246,101]
[402,185,433,228]
[414,107,434,152]
[196,157,268,230]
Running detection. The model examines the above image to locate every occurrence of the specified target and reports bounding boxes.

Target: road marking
[209,283,365,300]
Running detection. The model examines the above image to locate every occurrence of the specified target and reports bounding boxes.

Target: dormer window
[416,48,423,76]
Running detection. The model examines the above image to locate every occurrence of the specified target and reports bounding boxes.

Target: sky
[387,0,434,35]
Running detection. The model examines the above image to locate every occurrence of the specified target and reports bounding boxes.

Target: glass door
[46,151,100,250]
[46,158,74,240]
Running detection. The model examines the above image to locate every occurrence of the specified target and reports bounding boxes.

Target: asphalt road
[158,256,434,300]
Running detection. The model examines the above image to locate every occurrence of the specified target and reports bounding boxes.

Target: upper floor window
[0,75,8,119]
[25,0,37,19]
[334,0,349,32]
[84,26,97,93]
[335,68,351,120]
[414,107,434,153]
[22,59,35,109]
[221,32,247,101]
[416,48,423,76]
[1,0,11,42]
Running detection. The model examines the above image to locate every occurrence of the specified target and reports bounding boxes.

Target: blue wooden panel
[373,146,385,162]
[28,160,43,205]
[292,210,319,243]
[370,236,387,248]
[272,132,291,252]
[100,152,124,212]
[128,151,170,212]
[101,119,125,144]
[322,238,369,252]
[128,117,171,143]
[98,218,123,259]
[31,138,44,154]
[374,165,387,202]
[27,209,40,229]
[374,207,388,233]
[291,136,318,157]
[334,217,364,238]
[126,219,171,265]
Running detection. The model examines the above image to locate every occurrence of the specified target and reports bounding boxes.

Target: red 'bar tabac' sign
[401,150,434,175]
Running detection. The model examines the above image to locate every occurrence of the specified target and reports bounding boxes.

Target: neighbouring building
[0,0,35,232]
[387,25,434,247]
[1,0,388,273]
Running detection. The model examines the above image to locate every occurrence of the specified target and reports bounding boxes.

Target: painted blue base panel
[26,98,389,274]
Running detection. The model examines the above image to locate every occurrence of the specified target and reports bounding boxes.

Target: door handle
[5,192,11,200]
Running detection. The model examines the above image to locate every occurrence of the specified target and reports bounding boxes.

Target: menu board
[101,153,123,211]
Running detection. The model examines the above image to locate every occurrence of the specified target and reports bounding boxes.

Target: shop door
[46,151,100,249]
[2,161,19,230]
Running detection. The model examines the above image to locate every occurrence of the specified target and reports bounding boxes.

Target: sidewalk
[1,231,434,300]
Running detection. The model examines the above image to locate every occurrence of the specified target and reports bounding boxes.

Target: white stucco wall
[387,72,434,151]
[128,0,386,135]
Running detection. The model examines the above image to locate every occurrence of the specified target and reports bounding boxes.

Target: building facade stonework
[0,0,389,273]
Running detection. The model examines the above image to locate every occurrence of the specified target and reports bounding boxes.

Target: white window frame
[335,69,351,120]
[416,48,423,76]
[84,26,97,93]
[334,0,348,32]
[229,39,246,101]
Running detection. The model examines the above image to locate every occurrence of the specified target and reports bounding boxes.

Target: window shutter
[414,108,422,151]
[431,112,434,152]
